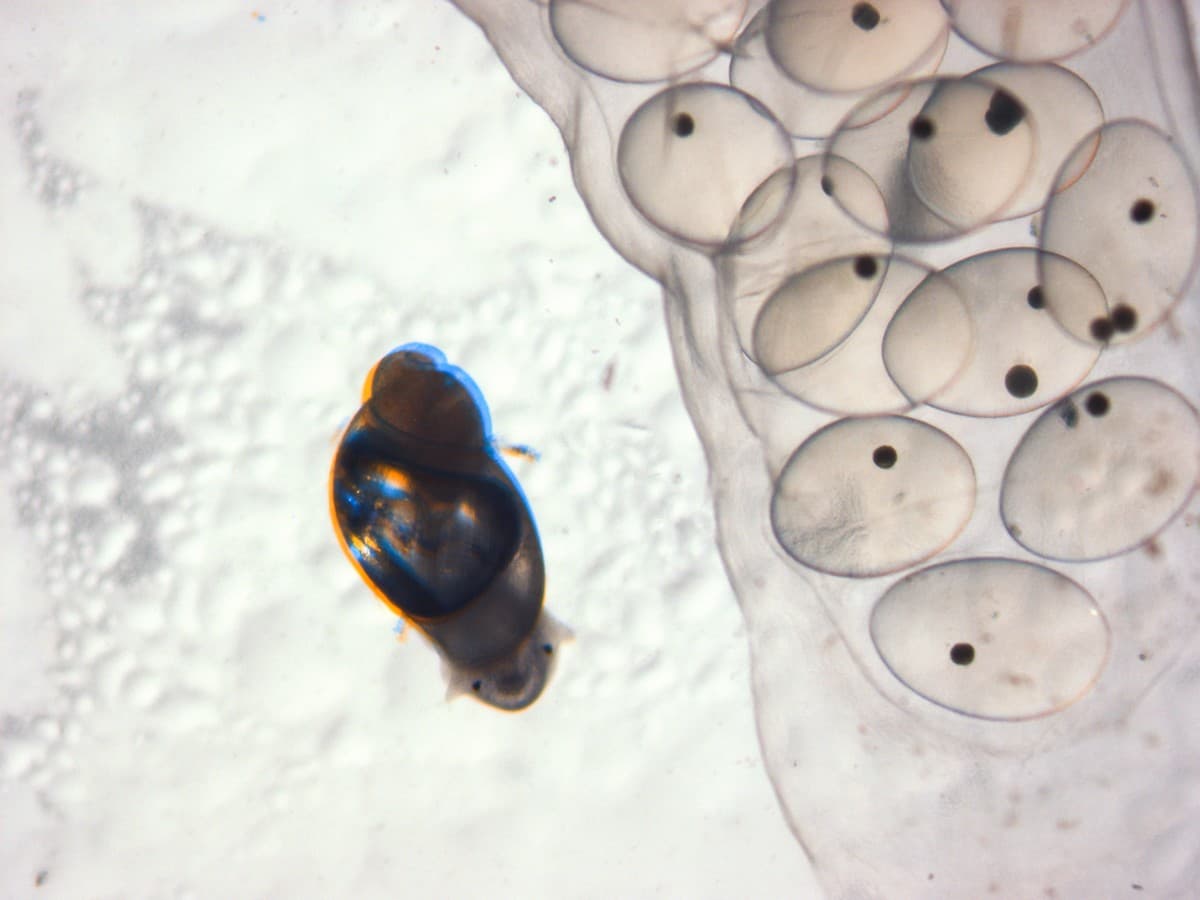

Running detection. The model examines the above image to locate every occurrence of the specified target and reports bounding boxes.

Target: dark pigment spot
[851,3,880,30]
[854,255,878,279]
[950,643,976,666]
[1058,401,1079,429]
[1085,392,1110,417]
[1090,316,1115,342]
[1005,364,1038,399]
[984,89,1025,136]
[820,175,835,195]
[1130,198,1155,223]
[1111,303,1138,333]
[1027,286,1044,310]
[672,112,695,138]
[910,117,935,140]
[873,445,898,469]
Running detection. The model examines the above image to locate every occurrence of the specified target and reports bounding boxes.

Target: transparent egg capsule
[765,0,949,94]
[941,0,1130,63]
[824,72,1039,242]
[329,343,570,711]
[617,81,796,249]
[548,0,748,84]
[730,5,948,138]
[871,557,1110,720]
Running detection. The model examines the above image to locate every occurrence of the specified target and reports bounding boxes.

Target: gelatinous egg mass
[330,343,568,711]
[449,0,1200,893]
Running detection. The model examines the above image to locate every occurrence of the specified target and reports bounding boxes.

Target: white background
[0,2,819,898]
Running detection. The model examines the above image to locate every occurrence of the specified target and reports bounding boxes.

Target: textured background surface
[0,2,818,897]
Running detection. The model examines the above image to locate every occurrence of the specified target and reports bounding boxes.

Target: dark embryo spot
[1130,198,1155,223]
[985,90,1025,136]
[1085,392,1110,417]
[851,3,880,30]
[1005,364,1038,399]
[1111,304,1138,332]
[910,117,935,140]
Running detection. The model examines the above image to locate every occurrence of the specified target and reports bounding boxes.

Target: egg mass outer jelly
[330,343,568,711]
